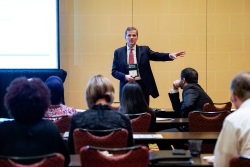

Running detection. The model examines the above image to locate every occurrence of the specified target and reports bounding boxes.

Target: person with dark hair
[68,74,134,154]
[119,82,156,131]
[0,77,70,166]
[112,26,185,105]
[214,72,250,167]
[169,67,213,118]
[44,76,76,119]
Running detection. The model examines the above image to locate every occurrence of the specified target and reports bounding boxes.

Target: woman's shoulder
[110,110,131,121]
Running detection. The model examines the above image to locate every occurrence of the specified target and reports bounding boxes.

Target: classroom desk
[68,153,213,167]
[153,108,178,118]
[134,132,219,150]
[134,132,219,143]
[155,118,189,131]
[62,131,219,151]
[62,131,219,144]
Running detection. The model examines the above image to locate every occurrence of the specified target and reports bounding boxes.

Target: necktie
[129,49,134,64]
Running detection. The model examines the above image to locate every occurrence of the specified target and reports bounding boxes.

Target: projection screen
[0,0,60,69]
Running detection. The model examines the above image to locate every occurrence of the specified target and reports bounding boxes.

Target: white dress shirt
[126,45,141,80]
[213,98,250,167]
[127,45,137,64]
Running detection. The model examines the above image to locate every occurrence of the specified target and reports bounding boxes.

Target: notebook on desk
[149,150,192,164]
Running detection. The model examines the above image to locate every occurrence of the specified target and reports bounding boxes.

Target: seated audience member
[44,76,76,119]
[214,72,250,167]
[168,67,213,118]
[0,77,70,166]
[68,74,134,154]
[119,82,156,131]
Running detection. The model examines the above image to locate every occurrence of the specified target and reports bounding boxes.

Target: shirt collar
[127,45,136,50]
[91,104,112,110]
[238,98,250,110]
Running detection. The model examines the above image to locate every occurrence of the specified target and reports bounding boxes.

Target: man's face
[179,78,185,89]
[230,90,240,109]
[125,30,138,48]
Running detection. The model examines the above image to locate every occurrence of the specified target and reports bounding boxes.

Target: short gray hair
[230,72,250,101]
[125,27,138,37]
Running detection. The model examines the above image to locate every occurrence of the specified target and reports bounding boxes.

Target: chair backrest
[0,153,64,167]
[188,111,231,153]
[230,155,250,167]
[73,128,128,154]
[80,145,149,167]
[54,115,72,133]
[203,102,232,112]
[189,111,231,132]
[128,113,151,132]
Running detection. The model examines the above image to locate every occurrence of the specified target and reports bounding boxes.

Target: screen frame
[0,0,60,70]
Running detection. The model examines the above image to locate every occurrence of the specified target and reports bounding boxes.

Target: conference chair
[230,155,250,167]
[203,102,232,112]
[54,115,72,133]
[127,113,152,132]
[188,111,231,153]
[0,153,64,167]
[73,128,128,154]
[44,115,72,133]
[80,145,149,167]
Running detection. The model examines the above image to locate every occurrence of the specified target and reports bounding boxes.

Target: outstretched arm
[169,51,186,59]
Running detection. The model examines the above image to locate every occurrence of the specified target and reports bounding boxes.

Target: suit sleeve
[181,88,200,117]
[147,46,173,61]
[111,50,126,81]
[168,92,183,117]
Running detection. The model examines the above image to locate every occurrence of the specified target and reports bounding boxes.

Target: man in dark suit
[112,26,185,105]
[168,67,213,118]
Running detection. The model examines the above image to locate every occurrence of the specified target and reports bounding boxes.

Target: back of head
[230,72,250,102]
[85,75,114,108]
[45,76,64,105]
[120,82,149,114]
[181,67,198,84]
[4,77,50,123]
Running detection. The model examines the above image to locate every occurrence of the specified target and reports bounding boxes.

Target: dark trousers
[136,80,150,105]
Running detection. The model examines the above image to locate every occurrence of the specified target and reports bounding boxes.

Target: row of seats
[0,102,247,167]
[0,129,248,167]
[53,101,232,134]
[52,112,152,134]
[0,145,149,167]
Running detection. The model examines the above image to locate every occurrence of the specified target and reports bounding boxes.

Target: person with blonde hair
[68,74,134,154]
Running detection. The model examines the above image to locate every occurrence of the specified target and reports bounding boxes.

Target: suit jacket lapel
[136,45,141,65]
[122,46,127,70]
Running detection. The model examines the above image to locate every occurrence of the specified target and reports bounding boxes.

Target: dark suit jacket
[0,119,70,166]
[168,83,213,118]
[112,45,173,100]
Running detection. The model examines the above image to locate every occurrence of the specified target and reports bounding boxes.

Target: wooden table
[69,153,213,167]
[153,108,178,118]
[62,130,219,151]
[155,118,189,131]
[134,132,219,142]
[134,132,219,150]
[62,131,219,148]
